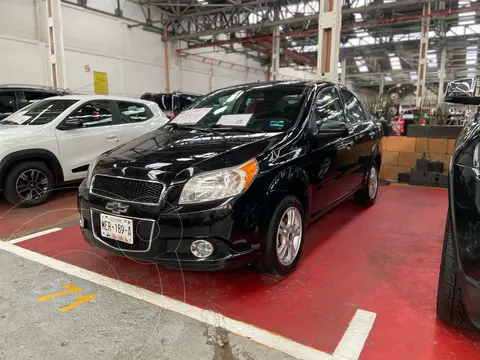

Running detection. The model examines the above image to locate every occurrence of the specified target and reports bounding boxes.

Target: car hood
[95,129,283,183]
[0,124,44,140]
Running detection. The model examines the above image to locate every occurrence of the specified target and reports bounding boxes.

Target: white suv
[0,95,169,207]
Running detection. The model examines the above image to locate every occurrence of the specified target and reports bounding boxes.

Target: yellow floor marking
[59,294,96,313]
[37,283,82,302]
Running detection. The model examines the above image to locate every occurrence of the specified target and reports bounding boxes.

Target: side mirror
[445,78,480,105]
[57,118,83,130]
[316,120,349,139]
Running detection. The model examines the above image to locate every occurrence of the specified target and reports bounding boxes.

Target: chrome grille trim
[89,174,166,206]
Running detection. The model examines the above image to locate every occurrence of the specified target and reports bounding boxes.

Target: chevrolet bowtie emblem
[105,201,129,214]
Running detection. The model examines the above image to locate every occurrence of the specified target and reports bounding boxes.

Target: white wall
[0,0,266,96]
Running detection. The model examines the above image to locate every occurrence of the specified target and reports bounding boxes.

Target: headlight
[85,155,103,188]
[179,159,259,204]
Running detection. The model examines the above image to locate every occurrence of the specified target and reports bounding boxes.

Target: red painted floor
[15,185,480,359]
[0,188,77,239]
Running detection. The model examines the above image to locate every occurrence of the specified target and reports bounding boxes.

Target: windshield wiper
[0,120,19,125]
[164,123,210,132]
[207,124,265,133]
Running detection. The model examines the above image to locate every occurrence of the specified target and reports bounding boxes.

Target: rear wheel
[255,196,306,277]
[3,162,54,207]
[354,162,378,206]
[436,212,478,331]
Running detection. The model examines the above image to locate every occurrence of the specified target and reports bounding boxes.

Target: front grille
[91,175,164,205]
[91,210,160,252]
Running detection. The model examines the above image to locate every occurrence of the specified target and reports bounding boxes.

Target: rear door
[113,100,163,143]
[339,87,377,189]
[54,100,120,181]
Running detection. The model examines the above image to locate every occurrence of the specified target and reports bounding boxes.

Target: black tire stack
[398,158,448,188]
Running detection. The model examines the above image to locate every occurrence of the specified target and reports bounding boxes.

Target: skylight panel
[466,45,478,65]
[355,56,369,72]
[389,54,402,70]
[427,50,438,68]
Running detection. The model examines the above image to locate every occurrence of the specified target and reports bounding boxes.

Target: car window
[67,101,113,128]
[24,91,56,104]
[0,91,17,118]
[117,101,152,123]
[313,87,347,129]
[172,84,308,132]
[340,88,367,124]
[0,99,78,125]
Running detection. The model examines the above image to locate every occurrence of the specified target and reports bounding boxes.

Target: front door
[309,86,358,216]
[54,100,120,181]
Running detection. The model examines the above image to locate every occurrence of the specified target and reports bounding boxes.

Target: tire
[354,162,378,206]
[3,162,54,207]
[436,212,478,331]
[255,195,306,277]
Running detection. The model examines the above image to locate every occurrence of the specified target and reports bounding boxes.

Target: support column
[416,2,431,108]
[163,24,171,93]
[316,0,342,82]
[438,45,447,107]
[46,0,66,88]
[271,25,280,81]
[379,76,384,97]
[340,58,346,85]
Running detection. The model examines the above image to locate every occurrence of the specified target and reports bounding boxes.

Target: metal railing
[0,84,70,92]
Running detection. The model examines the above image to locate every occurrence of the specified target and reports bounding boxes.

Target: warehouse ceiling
[129,0,480,89]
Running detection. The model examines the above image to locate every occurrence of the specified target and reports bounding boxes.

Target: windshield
[168,83,308,132]
[0,99,78,125]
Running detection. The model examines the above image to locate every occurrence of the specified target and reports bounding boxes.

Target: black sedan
[78,81,382,276]
[437,78,480,331]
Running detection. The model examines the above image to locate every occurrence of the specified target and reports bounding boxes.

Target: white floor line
[8,227,63,244]
[0,240,332,360]
[332,309,377,360]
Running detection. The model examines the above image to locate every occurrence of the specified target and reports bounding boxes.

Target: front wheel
[255,196,306,277]
[354,162,378,206]
[3,162,54,207]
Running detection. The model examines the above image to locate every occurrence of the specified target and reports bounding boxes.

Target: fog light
[190,240,214,258]
[79,217,84,228]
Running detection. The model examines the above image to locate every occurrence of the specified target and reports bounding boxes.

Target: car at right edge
[437,77,480,332]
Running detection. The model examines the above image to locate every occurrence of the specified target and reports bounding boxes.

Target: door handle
[107,134,118,141]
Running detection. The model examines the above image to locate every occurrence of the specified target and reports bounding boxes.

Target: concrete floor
[0,249,294,360]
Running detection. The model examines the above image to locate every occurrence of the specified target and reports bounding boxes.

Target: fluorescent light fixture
[384,75,393,82]
[410,72,418,81]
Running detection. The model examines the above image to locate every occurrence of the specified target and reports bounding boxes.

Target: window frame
[0,90,20,117]
[310,85,349,134]
[57,99,119,130]
[338,87,369,125]
[115,100,154,124]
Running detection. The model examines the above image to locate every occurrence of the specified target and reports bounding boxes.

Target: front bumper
[77,184,262,271]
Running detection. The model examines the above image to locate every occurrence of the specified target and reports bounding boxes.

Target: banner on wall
[93,71,109,95]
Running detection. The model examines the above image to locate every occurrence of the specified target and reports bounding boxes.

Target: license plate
[100,213,133,244]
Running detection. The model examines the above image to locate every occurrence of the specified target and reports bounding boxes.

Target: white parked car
[0,95,169,207]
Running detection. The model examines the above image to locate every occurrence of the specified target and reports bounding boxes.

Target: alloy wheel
[276,207,302,266]
[15,169,49,201]
[368,166,378,200]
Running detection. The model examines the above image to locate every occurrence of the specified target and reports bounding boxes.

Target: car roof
[44,94,156,105]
